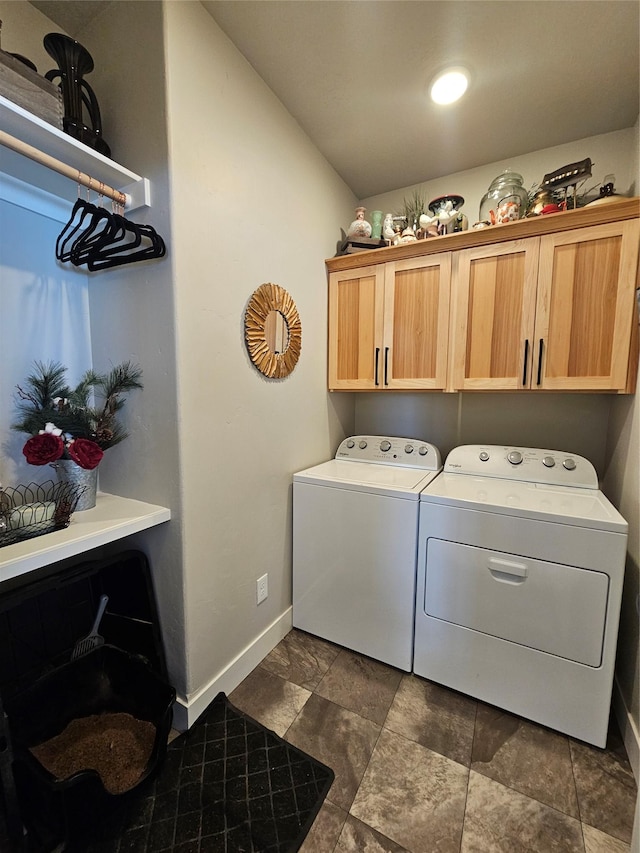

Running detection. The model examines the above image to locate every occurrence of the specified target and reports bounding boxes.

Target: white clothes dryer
[293,435,442,671]
[414,444,628,747]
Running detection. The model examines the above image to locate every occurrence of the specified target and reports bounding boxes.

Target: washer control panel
[336,436,441,470]
[444,445,598,488]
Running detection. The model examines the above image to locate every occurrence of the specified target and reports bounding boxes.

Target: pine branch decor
[13,361,143,470]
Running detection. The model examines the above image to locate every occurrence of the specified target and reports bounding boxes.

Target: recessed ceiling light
[430,67,469,105]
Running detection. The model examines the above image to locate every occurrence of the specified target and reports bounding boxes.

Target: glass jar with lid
[479,170,530,224]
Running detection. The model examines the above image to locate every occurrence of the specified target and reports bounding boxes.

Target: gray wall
[603,115,640,783]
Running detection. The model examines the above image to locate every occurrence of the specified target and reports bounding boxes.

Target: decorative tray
[0,480,86,547]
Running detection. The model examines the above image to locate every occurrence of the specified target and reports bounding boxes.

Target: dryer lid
[420,473,628,532]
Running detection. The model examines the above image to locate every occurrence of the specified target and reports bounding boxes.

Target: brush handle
[90,594,109,633]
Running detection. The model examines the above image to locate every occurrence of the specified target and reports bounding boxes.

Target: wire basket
[0,480,87,548]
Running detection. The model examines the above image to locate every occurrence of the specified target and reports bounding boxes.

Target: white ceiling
[31,0,640,198]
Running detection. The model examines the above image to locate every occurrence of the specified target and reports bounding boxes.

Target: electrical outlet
[256,573,268,605]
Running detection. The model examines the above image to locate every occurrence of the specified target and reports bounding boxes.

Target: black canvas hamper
[6,644,175,851]
[0,549,169,703]
[0,550,173,850]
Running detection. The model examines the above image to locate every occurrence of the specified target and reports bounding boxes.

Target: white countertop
[0,492,171,584]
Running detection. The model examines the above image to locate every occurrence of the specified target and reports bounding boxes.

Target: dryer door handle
[488,557,528,584]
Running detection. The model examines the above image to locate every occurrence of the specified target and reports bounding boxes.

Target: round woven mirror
[245,283,301,378]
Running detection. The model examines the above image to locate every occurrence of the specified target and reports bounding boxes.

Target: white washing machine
[293,435,442,671]
[414,445,628,747]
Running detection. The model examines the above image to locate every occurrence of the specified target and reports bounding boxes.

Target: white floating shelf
[0,94,150,212]
[0,492,171,585]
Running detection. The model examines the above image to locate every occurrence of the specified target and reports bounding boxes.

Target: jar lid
[488,169,524,189]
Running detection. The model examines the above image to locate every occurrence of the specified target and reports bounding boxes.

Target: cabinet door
[382,254,452,389]
[534,221,640,391]
[451,239,540,390]
[328,265,384,389]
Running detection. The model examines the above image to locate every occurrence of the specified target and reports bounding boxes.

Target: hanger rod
[0,128,128,206]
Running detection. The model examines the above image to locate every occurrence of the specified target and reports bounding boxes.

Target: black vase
[43,32,111,158]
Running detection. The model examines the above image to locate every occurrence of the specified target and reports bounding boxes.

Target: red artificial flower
[23,433,64,465]
[67,438,104,470]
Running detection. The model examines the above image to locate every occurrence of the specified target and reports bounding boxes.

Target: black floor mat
[83,692,334,852]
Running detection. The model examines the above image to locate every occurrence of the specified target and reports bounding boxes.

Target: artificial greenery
[399,188,428,227]
[13,361,143,451]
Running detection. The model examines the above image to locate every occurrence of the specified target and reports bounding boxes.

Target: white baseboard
[613,674,639,783]
[171,607,293,731]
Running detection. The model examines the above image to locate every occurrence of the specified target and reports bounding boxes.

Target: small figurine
[382,213,395,244]
[435,200,457,233]
[418,213,440,238]
[424,195,468,235]
[347,207,372,239]
[399,224,417,243]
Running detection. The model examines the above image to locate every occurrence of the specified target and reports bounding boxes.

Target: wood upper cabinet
[328,253,451,390]
[451,220,640,391]
[328,265,383,390]
[326,200,640,394]
[450,239,540,390]
[535,221,640,390]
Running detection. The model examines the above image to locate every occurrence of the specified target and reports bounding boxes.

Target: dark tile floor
[229,629,638,853]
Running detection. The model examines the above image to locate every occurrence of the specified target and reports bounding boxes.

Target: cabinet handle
[375,347,380,386]
[384,347,389,386]
[522,339,529,386]
[536,338,544,385]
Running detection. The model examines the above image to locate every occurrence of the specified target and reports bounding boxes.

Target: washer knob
[404,444,414,454]
[380,440,391,452]
[479,451,490,462]
[359,440,368,449]
[346,439,355,449]
[542,456,555,468]
[418,446,428,456]
[563,458,576,471]
[507,450,523,465]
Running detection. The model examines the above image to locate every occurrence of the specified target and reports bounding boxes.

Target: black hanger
[83,211,142,267]
[56,195,167,270]
[87,219,166,270]
[55,197,95,261]
[68,204,114,266]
